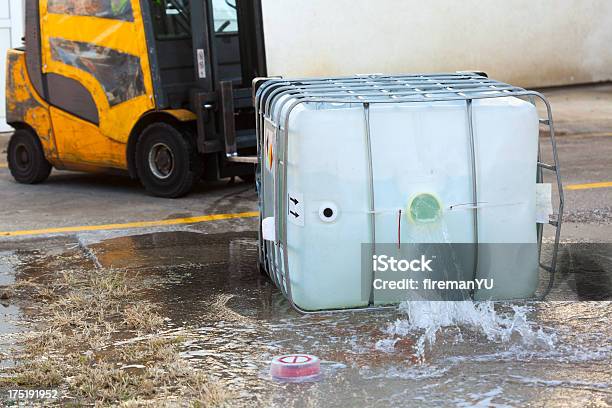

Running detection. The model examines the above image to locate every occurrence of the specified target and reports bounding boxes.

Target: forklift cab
[147,0,266,158]
[5,0,265,197]
[151,0,253,98]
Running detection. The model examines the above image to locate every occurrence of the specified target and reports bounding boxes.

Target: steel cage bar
[254,74,564,313]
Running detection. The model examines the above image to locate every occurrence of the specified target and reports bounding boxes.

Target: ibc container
[255,73,563,312]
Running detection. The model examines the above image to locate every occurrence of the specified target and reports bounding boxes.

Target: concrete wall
[260,0,612,88]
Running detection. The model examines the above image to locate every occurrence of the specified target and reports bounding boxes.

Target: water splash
[507,375,610,389]
[382,301,556,358]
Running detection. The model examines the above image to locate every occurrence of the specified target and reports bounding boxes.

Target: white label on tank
[288,191,305,227]
[536,183,553,224]
[197,49,207,79]
[262,217,276,241]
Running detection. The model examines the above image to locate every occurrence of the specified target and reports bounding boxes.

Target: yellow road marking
[0,211,259,237]
[0,179,610,238]
[567,132,612,138]
[566,181,612,191]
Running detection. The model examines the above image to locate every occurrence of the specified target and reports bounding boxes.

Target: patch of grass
[117,337,178,364]
[10,357,67,388]
[73,362,153,403]
[123,304,165,333]
[4,266,233,407]
[189,372,234,408]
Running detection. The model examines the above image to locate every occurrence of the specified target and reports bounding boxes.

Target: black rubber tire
[7,128,52,184]
[135,123,202,198]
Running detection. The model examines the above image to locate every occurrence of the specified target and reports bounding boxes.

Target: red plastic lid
[270,354,321,380]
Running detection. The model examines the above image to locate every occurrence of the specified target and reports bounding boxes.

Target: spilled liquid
[379,301,557,359]
[1,232,611,407]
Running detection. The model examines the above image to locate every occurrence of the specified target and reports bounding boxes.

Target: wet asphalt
[0,227,610,407]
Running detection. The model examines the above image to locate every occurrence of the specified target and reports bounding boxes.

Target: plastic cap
[270,354,321,380]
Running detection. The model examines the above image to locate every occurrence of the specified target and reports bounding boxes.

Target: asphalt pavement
[0,84,610,242]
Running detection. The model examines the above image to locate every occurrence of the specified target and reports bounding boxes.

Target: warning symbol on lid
[278,355,312,364]
[263,124,275,172]
[270,354,321,381]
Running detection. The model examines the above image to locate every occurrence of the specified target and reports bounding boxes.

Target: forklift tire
[7,128,52,184]
[135,123,202,198]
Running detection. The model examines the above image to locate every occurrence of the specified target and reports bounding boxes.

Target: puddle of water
[2,231,611,407]
[0,303,25,370]
[91,232,612,407]
[0,251,18,286]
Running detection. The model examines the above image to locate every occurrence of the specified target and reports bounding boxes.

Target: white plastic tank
[256,74,549,311]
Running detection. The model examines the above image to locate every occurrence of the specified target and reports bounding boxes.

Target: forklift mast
[143,0,266,167]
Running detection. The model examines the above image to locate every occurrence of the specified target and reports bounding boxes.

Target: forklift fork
[220,81,258,164]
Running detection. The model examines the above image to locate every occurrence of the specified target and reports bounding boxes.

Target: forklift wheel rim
[148,142,175,180]
[14,143,31,171]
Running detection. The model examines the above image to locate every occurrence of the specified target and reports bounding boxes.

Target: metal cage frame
[254,73,564,313]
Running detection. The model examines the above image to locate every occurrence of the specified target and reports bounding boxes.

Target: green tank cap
[409,193,442,223]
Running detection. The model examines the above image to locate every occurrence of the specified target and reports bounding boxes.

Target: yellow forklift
[6,0,265,197]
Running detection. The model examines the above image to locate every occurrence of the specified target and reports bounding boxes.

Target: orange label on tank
[264,123,276,173]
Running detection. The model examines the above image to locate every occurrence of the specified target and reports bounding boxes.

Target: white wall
[261,0,612,88]
[0,0,24,132]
